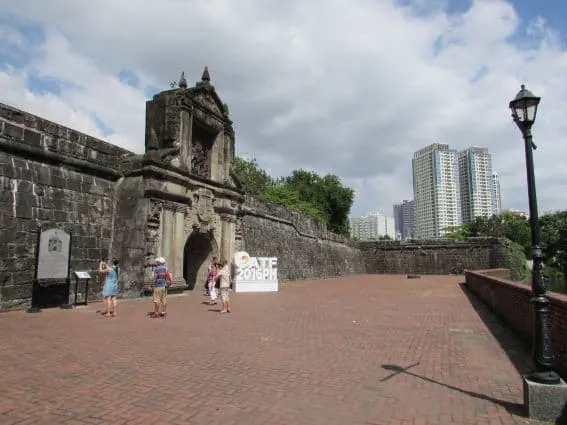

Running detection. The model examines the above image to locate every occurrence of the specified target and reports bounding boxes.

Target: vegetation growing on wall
[233,156,354,236]
[463,211,567,293]
[501,238,530,282]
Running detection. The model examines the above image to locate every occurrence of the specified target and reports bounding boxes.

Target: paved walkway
[0,275,543,425]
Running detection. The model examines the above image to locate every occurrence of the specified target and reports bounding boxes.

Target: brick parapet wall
[465,269,567,379]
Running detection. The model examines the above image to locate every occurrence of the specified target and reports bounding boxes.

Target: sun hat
[155,257,166,265]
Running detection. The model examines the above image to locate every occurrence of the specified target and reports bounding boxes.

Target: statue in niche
[191,141,211,178]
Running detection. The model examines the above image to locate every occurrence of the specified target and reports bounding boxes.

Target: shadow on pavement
[380,363,524,416]
[458,282,532,377]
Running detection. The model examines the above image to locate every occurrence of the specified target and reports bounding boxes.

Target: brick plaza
[0,275,545,425]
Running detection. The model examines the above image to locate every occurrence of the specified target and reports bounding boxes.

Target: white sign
[36,228,71,280]
[74,271,91,280]
[233,251,278,293]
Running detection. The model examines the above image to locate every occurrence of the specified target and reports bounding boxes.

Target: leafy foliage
[283,170,354,235]
[232,156,354,236]
[442,225,471,241]
[501,238,530,282]
[259,185,326,222]
[467,211,567,293]
[233,157,272,196]
[467,211,531,253]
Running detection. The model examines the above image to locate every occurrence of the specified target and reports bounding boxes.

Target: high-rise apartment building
[412,143,461,239]
[491,172,502,215]
[349,212,396,241]
[458,147,494,224]
[393,199,415,239]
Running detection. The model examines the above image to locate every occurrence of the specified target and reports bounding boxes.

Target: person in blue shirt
[99,258,120,317]
[152,257,171,318]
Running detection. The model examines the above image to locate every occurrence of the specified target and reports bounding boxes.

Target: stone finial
[178,71,188,88]
[201,66,211,83]
[223,103,229,116]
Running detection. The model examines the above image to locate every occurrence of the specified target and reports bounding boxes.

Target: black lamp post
[509,85,560,385]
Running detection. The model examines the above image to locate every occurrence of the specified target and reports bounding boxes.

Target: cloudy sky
[1,0,566,218]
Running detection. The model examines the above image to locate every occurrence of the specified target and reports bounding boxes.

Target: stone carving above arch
[190,141,211,178]
[147,199,163,225]
[194,188,215,224]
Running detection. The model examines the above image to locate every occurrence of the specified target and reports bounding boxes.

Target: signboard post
[73,271,92,306]
[233,251,279,293]
[27,227,72,313]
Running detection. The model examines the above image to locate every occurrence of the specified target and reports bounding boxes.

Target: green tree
[233,157,356,237]
[443,225,471,240]
[501,238,530,282]
[540,211,567,293]
[500,211,531,253]
[468,212,530,253]
[233,157,272,195]
[284,170,354,235]
[540,211,567,269]
[259,185,326,222]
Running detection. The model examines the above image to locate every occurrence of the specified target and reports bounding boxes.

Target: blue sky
[0,0,566,217]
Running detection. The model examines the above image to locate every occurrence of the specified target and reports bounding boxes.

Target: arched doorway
[183,231,218,290]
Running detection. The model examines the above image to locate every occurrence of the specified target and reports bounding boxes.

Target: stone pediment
[192,90,224,118]
[176,67,229,121]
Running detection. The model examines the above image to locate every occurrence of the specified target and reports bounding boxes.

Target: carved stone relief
[195,188,215,223]
[163,96,181,148]
[194,93,223,116]
[183,207,196,235]
[148,199,163,225]
[234,219,244,251]
[190,141,211,178]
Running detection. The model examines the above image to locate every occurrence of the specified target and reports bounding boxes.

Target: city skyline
[1,1,566,220]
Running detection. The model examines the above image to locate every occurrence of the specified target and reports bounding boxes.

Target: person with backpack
[99,258,120,317]
[152,257,172,318]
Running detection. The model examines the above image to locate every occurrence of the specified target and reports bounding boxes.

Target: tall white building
[349,212,396,241]
[491,172,502,215]
[412,143,461,239]
[458,147,495,224]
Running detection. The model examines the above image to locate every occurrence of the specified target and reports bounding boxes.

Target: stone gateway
[0,67,509,310]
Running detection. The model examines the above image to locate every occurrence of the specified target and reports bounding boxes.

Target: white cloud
[0,0,566,217]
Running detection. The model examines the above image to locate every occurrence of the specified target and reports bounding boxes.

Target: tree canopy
[450,211,567,293]
[232,156,354,236]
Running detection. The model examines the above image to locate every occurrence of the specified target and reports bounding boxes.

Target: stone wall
[240,196,366,281]
[0,101,512,311]
[360,238,508,275]
[465,269,567,380]
[0,103,133,309]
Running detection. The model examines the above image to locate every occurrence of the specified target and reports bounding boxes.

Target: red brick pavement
[0,275,545,425]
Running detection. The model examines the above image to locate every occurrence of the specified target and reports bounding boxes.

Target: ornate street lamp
[509,85,560,385]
